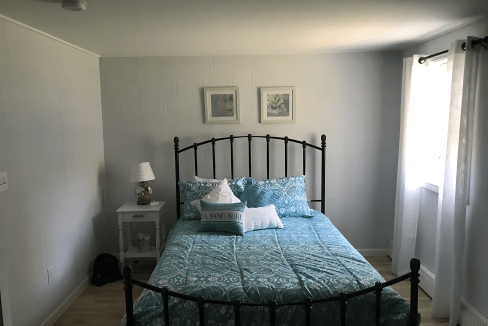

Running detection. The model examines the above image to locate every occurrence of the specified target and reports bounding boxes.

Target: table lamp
[130,162,155,205]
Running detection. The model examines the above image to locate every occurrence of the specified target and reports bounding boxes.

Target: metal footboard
[123,258,421,326]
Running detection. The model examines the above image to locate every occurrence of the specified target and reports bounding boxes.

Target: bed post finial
[284,136,289,177]
[174,136,179,147]
[211,138,216,179]
[410,258,420,326]
[230,135,235,179]
[410,258,420,272]
[248,134,252,177]
[266,135,271,179]
[320,134,326,214]
[123,265,132,280]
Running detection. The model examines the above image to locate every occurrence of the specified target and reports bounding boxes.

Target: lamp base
[135,181,153,205]
[137,198,151,205]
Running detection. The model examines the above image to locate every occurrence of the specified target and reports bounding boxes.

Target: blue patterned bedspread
[122,211,410,325]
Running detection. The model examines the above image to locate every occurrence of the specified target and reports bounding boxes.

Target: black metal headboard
[174,134,326,219]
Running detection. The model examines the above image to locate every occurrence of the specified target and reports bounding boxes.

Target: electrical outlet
[47,265,54,284]
[0,171,7,192]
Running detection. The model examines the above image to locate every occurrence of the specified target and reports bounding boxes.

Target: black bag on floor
[91,253,123,287]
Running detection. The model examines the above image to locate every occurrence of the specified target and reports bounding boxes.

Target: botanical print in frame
[204,87,240,124]
[260,87,296,124]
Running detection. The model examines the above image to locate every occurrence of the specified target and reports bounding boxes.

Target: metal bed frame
[123,134,421,326]
[174,134,327,218]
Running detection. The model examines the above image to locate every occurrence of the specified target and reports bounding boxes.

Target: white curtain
[431,37,484,324]
[393,37,485,325]
[392,55,432,276]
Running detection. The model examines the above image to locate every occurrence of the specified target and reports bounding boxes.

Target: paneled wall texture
[0,18,105,326]
[100,53,403,254]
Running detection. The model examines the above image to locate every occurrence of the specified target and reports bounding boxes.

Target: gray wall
[99,52,403,253]
[402,17,488,318]
[0,18,106,326]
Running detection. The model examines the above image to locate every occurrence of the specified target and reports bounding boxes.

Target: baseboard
[357,249,387,257]
[418,265,435,298]
[40,273,91,326]
[460,298,488,326]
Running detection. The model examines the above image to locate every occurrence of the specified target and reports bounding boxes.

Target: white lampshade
[130,162,155,182]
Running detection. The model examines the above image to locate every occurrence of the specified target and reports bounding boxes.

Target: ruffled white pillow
[194,176,222,183]
[191,179,240,212]
[243,205,284,233]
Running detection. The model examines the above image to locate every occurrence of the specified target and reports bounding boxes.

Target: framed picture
[204,87,240,124]
[260,87,296,124]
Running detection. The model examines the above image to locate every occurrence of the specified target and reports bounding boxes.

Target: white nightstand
[116,201,166,264]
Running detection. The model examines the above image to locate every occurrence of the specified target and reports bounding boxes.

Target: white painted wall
[0,18,106,326]
[0,15,10,326]
[99,52,403,254]
[402,17,488,319]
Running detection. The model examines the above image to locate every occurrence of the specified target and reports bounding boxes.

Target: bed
[121,134,420,326]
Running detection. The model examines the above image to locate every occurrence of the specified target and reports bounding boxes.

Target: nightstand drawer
[122,211,159,222]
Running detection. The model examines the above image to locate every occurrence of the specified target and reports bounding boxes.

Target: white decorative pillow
[191,179,241,212]
[243,205,284,233]
[194,176,222,183]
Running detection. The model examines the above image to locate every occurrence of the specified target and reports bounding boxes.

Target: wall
[402,17,488,319]
[0,15,9,326]
[99,52,403,254]
[0,17,106,326]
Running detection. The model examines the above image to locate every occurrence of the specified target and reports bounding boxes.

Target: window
[421,57,450,190]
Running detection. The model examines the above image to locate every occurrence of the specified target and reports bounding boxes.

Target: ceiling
[0,0,487,57]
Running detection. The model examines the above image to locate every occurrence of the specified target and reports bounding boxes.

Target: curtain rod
[418,36,488,64]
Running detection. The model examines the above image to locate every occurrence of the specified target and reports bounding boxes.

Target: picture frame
[204,87,240,124]
[260,87,296,124]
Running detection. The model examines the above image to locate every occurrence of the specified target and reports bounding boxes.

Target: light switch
[0,171,8,192]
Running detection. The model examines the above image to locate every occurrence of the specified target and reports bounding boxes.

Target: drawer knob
[132,214,144,218]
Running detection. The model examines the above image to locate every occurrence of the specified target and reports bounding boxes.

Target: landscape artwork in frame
[261,87,296,123]
[204,87,240,124]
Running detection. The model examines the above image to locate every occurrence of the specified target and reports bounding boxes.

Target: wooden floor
[367,257,449,326]
[54,257,449,325]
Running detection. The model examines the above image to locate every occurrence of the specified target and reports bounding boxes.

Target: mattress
[121,211,410,325]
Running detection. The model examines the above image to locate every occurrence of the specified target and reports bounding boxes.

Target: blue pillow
[240,182,281,208]
[199,201,246,236]
[241,176,311,218]
[179,177,248,220]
